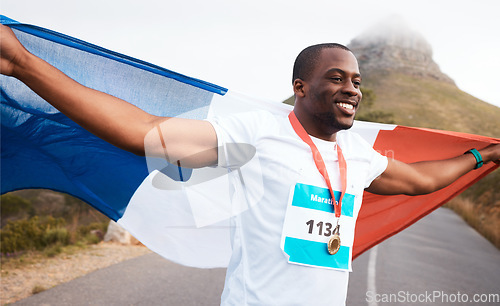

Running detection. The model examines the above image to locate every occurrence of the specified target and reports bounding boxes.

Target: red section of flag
[353,126,499,259]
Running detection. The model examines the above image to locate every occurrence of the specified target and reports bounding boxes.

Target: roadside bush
[82,233,102,245]
[32,285,46,294]
[43,227,70,246]
[0,216,69,254]
[77,221,108,244]
[0,194,35,227]
[43,244,63,258]
[77,221,108,237]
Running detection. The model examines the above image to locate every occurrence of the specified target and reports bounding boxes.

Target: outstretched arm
[366,144,500,195]
[0,25,217,168]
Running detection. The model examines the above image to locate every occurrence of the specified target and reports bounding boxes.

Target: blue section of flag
[291,183,354,217]
[0,16,227,96]
[284,237,350,270]
[0,16,225,220]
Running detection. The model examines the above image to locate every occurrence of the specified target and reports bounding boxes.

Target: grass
[358,71,500,137]
[1,251,41,274]
[0,244,91,273]
[0,193,110,273]
[31,285,46,294]
[1,217,108,255]
[0,222,105,274]
[43,244,63,258]
[445,195,500,249]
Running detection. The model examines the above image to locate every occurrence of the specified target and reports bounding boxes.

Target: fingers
[0,24,28,77]
[0,25,16,76]
[479,143,500,164]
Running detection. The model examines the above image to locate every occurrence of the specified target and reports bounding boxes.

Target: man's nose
[342,81,358,96]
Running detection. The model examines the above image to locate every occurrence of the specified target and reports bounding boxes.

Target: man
[1,25,499,305]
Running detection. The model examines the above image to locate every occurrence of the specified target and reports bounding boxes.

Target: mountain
[285,16,500,138]
[349,16,455,84]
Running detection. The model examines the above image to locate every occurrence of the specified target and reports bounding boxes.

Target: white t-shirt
[208,110,388,306]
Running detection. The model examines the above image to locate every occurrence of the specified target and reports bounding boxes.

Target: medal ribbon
[288,111,347,218]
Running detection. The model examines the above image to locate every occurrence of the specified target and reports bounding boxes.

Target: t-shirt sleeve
[347,132,389,188]
[206,110,276,168]
[364,149,388,188]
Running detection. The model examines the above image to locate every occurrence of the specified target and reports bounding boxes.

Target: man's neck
[293,110,338,142]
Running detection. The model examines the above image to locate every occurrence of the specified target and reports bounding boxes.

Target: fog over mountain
[348,16,455,84]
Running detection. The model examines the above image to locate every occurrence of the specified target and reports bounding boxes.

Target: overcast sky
[2,0,500,108]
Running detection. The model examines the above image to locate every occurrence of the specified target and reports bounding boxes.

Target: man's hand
[367,143,500,195]
[0,24,29,77]
[479,143,500,165]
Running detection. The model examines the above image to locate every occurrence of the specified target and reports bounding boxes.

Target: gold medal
[328,224,341,255]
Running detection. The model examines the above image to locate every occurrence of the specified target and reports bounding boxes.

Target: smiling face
[293,48,362,141]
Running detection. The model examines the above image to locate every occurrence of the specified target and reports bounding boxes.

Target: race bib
[280,183,356,271]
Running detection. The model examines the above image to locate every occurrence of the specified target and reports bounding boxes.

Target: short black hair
[292,43,352,83]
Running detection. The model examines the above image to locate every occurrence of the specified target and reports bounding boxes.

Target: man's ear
[293,79,306,98]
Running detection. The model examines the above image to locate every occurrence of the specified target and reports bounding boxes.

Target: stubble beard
[315,112,354,133]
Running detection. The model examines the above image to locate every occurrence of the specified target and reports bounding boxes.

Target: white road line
[367,245,379,306]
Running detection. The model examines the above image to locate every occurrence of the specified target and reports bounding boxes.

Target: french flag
[1,16,498,267]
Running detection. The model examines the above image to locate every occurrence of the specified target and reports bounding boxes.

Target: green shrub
[356,110,395,124]
[0,216,68,254]
[83,233,101,245]
[0,216,108,255]
[43,227,70,246]
[32,285,46,294]
[0,194,34,217]
[77,221,108,237]
[76,221,107,244]
[43,244,63,257]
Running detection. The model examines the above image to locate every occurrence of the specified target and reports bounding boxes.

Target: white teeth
[337,102,354,110]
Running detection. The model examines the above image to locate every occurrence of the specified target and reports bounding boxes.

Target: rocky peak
[348,16,455,84]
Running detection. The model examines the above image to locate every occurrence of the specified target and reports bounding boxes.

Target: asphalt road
[14,208,500,306]
[346,207,500,306]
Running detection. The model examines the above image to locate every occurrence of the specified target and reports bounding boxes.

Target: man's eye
[353,81,361,87]
[331,77,342,82]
